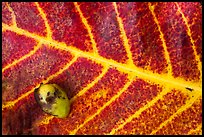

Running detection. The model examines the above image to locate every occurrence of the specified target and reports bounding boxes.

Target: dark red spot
[47,92,50,96]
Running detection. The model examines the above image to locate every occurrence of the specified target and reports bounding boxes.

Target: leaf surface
[2,2,202,135]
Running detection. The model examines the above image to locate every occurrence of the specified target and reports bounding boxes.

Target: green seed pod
[34,83,70,118]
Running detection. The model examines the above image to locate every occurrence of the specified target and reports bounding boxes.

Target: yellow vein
[188,123,202,135]
[74,2,98,55]
[35,116,54,127]
[2,27,6,32]
[148,3,172,76]
[113,2,134,66]
[150,94,201,134]
[2,42,42,73]
[35,2,52,39]
[2,87,35,110]
[69,77,134,135]
[37,66,109,126]
[108,86,170,134]
[70,65,109,103]
[6,2,17,27]
[175,2,202,81]
[45,55,79,83]
[2,23,202,94]
[2,55,79,110]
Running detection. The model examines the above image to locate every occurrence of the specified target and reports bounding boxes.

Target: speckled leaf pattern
[2,2,202,135]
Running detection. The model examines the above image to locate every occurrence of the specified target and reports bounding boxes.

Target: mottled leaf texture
[2,2,202,135]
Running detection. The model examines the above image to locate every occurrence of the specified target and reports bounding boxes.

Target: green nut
[34,83,70,118]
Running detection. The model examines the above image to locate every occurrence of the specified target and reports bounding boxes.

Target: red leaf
[2,2,202,135]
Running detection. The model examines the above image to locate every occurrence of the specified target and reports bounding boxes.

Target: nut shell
[34,83,70,118]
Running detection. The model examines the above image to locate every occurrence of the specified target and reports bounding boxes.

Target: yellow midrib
[2,23,202,95]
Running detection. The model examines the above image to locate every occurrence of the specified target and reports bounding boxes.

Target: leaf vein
[74,2,98,55]
[6,2,17,27]
[175,2,202,81]
[109,86,170,134]
[2,42,42,73]
[2,55,79,110]
[150,94,201,134]
[148,3,173,77]
[69,77,134,135]
[37,66,109,127]
[113,2,134,66]
[35,2,52,39]
[2,23,201,97]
